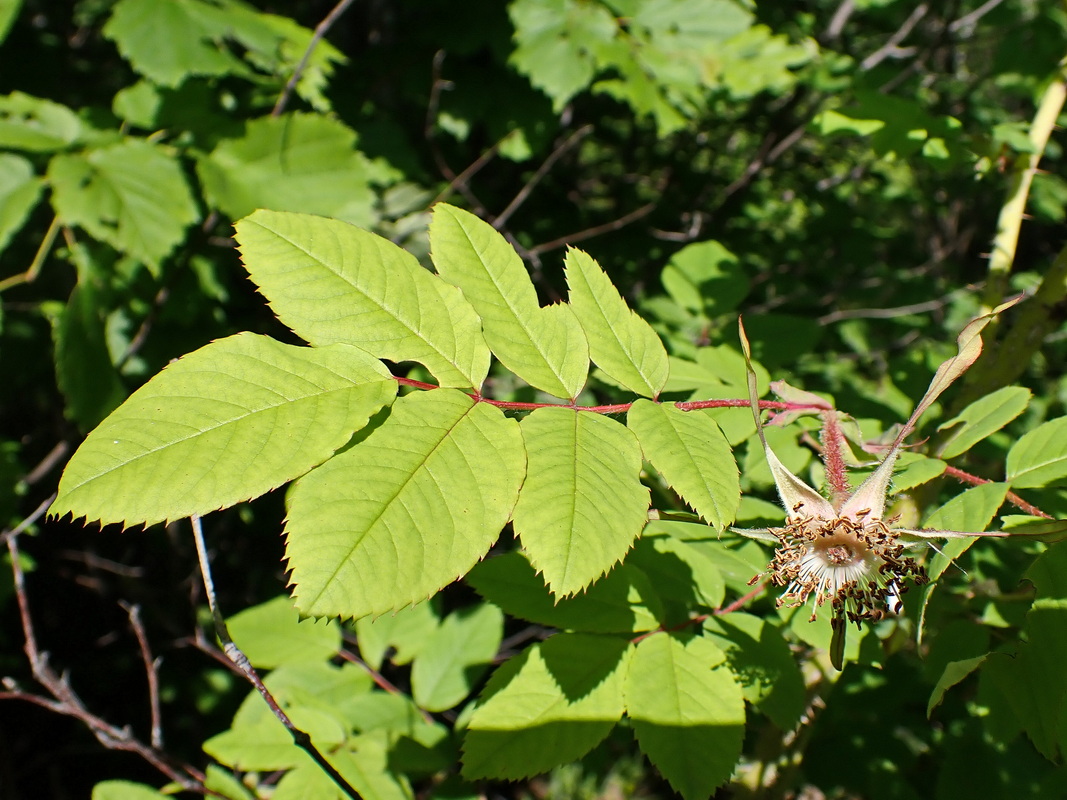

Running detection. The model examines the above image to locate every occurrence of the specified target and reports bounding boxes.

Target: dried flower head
[734,300,1037,667]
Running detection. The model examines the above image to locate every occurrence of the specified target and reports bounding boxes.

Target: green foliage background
[3,0,1067,797]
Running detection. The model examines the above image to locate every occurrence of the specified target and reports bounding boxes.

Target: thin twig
[949,0,1007,33]
[190,515,364,799]
[431,133,510,207]
[120,602,164,749]
[0,217,61,293]
[0,493,55,548]
[527,200,658,257]
[23,442,69,487]
[824,0,856,40]
[271,0,357,117]
[3,527,208,793]
[424,50,487,216]
[861,4,929,71]
[493,125,594,230]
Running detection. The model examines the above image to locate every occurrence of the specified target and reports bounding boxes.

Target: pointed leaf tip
[738,318,833,521]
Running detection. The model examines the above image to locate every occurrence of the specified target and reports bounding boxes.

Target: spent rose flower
[732,300,1047,667]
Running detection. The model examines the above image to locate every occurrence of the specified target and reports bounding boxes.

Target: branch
[3,523,209,794]
[190,515,364,799]
[860,4,928,71]
[271,0,357,117]
[493,124,594,230]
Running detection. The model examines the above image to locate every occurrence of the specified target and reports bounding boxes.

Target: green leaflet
[0,153,43,254]
[0,92,84,152]
[53,282,127,433]
[627,400,739,530]
[104,0,248,86]
[1006,416,1067,488]
[411,602,504,712]
[51,333,394,528]
[199,114,386,227]
[91,781,169,800]
[227,595,341,670]
[624,634,745,800]
[462,633,630,780]
[355,603,440,671]
[284,389,525,619]
[703,613,806,730]
[938,385,1031,459]
[430,203,589,399]
[468,551,664,633]
[236,210,490,389]
[565,247,669,397]
[513,407,649,596]
[48,139,199,271]
[508,0,617,112]
[917,482,1009,642]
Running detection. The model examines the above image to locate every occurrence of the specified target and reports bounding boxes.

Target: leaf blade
[565,247,669,397]
[430,203,589,398]
[625,634,745,800]
[628,400,739,530]
[52,333,395,527]
[284,389,526,619]
[236,209,490,389]
[513,407,649,596]
[462,633,630,779]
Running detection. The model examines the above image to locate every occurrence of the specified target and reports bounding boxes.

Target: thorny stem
[943,464,1052,518]
[820,410,850,508]
[190,515,364,800]
[393,375,803,414]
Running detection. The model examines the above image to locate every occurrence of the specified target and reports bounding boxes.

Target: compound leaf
[462,633,630,779]
[52,333,394,528]
[430,203,588,399]
[285,389,525,619]
[513,407,648,596]
[625,634,745,800]
[565,247,669,397]
[236,209,490,389]
[103,0,247,86]
[628,401,739,530]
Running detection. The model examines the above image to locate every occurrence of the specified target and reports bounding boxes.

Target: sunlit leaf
[49,139,199,270]
[412,603,504,712]
[513,407,648,596]
[938,386,1030,459]
[565,248,669,397]
[236,210,490,389]
[52,333,395,528]
[462,634,630,779]
[625,633,745,800]
[285,390,525,619]
[1006,416,1067,488]
[430,203,589,399]
[468,551,663,633]
[628,400,739,529]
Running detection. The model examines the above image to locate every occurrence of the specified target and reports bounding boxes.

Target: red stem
[942,464,1052,519]
[393,376,801,414]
